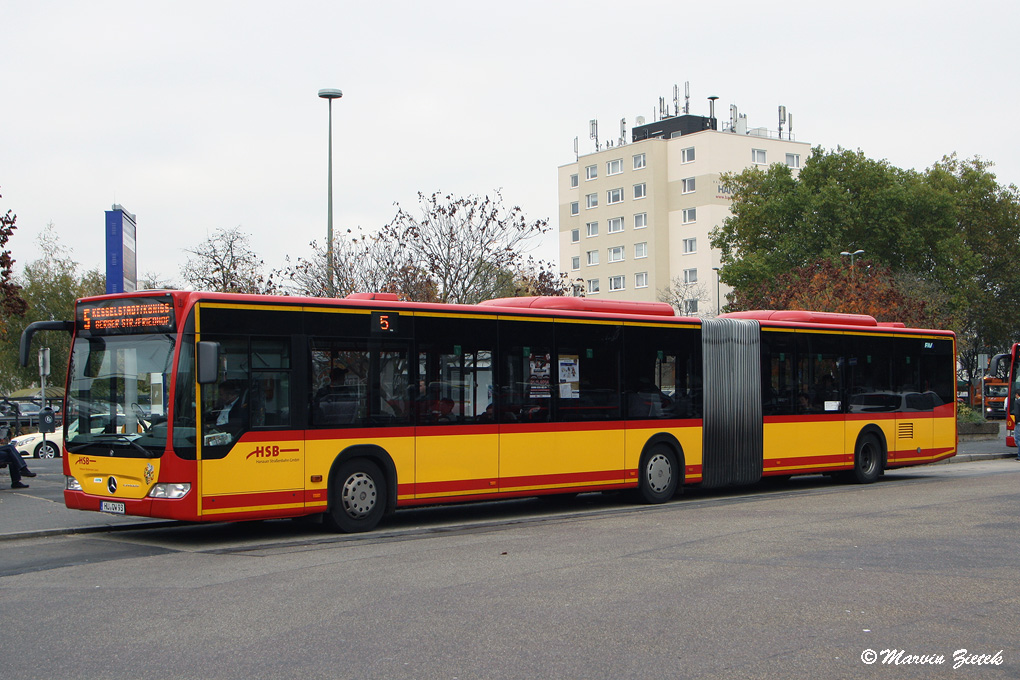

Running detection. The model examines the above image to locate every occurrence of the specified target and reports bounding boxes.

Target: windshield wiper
[68,435,157,458]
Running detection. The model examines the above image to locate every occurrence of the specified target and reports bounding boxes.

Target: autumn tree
[376,190,551,304]
[730,257,944,328]
[0,224,105,393]
[658,277,710,317]
[283,230,395,299]
[180,226,279,294]
[0,188,28,341]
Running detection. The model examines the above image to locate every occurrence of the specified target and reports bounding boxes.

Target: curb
[0,520,180,542]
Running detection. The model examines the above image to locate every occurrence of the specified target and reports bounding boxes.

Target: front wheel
[638,445,679,503]
[325,459,386,533]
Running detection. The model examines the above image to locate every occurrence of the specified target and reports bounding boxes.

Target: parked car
[12,429,63,459]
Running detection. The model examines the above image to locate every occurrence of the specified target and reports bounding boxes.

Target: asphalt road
[2,455,1019,679]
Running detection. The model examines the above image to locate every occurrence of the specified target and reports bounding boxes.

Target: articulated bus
[19,291,957,532]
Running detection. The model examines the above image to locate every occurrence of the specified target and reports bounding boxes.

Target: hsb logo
[246,445,280,460]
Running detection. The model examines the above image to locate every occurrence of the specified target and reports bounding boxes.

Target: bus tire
[325,459,386,533]
[850,433,882,484]
[638,445,678,504]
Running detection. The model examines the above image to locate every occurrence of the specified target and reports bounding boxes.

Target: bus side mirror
[196,342,220,385]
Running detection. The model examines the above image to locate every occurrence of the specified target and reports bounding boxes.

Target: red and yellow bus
[20,291,957,532]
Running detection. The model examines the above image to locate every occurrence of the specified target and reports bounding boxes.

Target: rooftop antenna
[590,119,600,151]
[659,96,667,120]
[619,118,627,145]
[684,81,690,114]
[708,96,719,129]
[779,105,787,139]
[788,113,794,137]
[673,84,680,117]
[573,136,579,160]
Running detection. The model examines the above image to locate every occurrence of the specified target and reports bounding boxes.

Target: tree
[0,224,105,393]
[711,147,1020,387]
[657,277,710,317]
[377,190,551,304]
[712,147,970,299]
[923,155,1020,384]
[0,188,28,340]
[180,226,279,294]
[729,257,943,328]
[283,230,396,299]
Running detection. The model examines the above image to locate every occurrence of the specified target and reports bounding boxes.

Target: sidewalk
[2,441,1018,541]
[0,458,174,541]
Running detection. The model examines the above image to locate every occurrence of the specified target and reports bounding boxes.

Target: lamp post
[840,249,865,268]
[712,267,721,316]
[318,88,343,298]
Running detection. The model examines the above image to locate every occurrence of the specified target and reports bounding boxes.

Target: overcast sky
[3,0,1018,288]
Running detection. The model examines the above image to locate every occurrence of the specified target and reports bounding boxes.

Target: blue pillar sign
[105,204,137,294]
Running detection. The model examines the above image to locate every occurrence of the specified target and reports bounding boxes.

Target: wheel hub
[341,472,377,519]
[646,453,672,493]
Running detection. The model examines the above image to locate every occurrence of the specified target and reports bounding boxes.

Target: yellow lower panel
[763,420,848,470]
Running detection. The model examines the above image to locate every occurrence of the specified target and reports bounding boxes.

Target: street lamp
[840,249,865,267]
[318,87,343,298]
[712,267,721,316]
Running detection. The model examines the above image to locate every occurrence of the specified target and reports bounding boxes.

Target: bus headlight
[148,483,191,499]
[66,476,82,491]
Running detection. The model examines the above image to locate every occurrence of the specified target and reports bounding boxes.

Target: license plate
[100,501,125,515]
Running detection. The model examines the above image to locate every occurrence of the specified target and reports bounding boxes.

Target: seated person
[206,380,248,438]
[0,427,37,489]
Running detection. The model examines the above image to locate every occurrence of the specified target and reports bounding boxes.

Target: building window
[571,256,580,270]
[633,153,646,170]
[608,217,624,233]
[587,250,599,266]
[609,275,625,291]
[608,246,624,263]
[752,148,767,165]
[682,207,696,224]
[634,183,647,199]
[682,177,696,194]
[607,188,623,204]
[683,299,699,315]
[586,221,598,237]
[635,272,648,288]
[588,279,600,294]
[586,193,598,209]
[585,164,598,180]
[683,268,698,284]
[681,147,695,163]
[570,228,580,243]
[634,212,648,229]
[786,153,800,168]
[570,174,579,188]
[607,159,623,175]
[683,237,696,254]
[570,202,579,216]
[635,242,648,258]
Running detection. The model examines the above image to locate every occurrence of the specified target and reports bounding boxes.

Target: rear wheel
[849,434,882,484]
[325,459,386,533]
[638,445,679,503]
[35,440,60,459]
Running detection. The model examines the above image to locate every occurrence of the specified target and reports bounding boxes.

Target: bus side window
[250,338,291,427]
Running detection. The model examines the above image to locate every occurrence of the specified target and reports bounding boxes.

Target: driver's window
[201,338,248,448]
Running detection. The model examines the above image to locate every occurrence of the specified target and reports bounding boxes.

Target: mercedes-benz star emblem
[107,477,118,494]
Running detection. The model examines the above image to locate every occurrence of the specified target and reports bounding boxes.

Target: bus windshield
[66,333,175,457]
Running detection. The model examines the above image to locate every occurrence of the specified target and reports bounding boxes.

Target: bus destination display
[78,296,176,335]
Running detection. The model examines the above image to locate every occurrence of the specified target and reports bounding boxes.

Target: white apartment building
[558,102,810,315]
